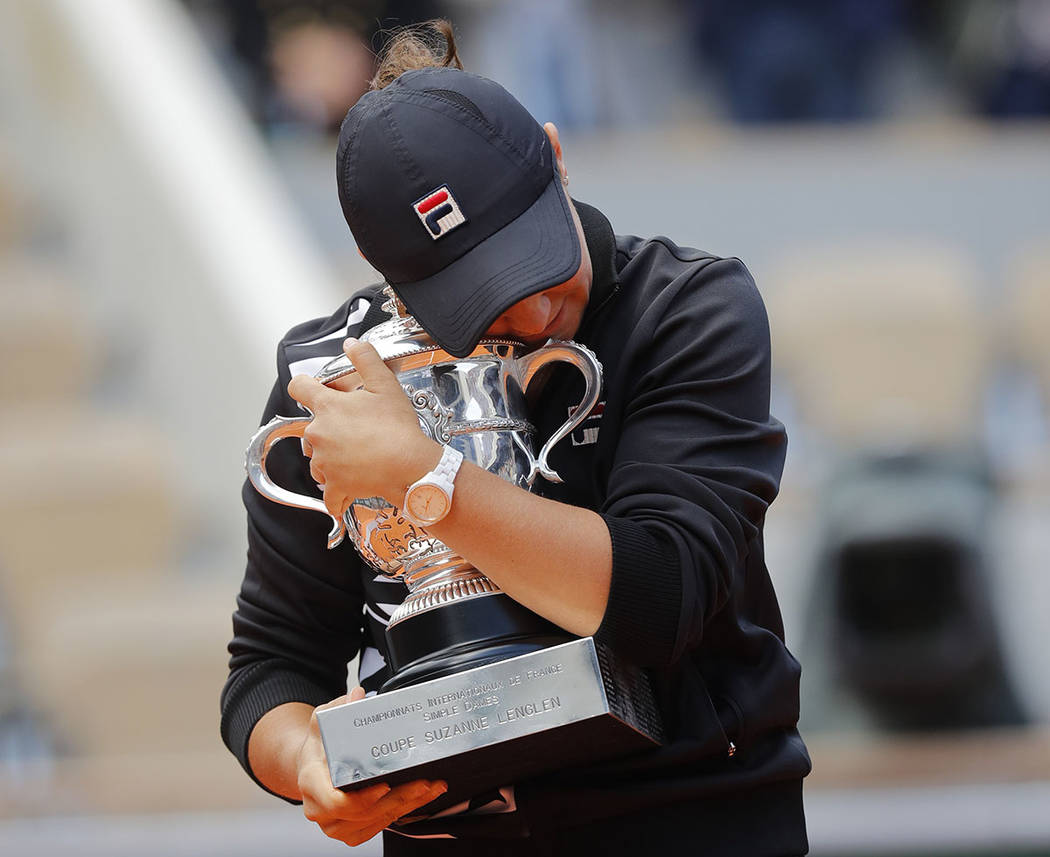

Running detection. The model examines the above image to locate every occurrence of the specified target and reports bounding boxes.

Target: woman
[222,20,810,855]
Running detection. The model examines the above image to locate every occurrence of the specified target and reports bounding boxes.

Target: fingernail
[344,337,358,347]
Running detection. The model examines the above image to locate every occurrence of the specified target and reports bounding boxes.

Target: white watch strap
[433,445,464,484]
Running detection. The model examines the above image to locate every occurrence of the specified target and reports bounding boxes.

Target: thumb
[315,686,366,714]
[344,339,401,394]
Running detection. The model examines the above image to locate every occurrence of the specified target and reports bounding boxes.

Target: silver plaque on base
[317,637,663,811]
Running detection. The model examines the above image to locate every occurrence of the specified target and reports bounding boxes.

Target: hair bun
[371,19,463,91]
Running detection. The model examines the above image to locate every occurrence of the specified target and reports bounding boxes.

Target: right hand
[297,686,448,846]
[288,338,440,518]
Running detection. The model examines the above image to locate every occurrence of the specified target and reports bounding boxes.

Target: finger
[305,777,423,829]
[315,693,356,713]
[308,458,325,486]
[303,775,388,822]
[322,489,349,520]
[344,339,402,395]
[353,781,393,805]
[288,373,336,412]
[384,781,449,822]
[376,779,447,816]
[319,780,392,815]
[319,818,384,847]
[334,782,444,842]
[348,685,367,702]
[303,778,390,826]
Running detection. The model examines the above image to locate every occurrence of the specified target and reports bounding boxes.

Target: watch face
[405,483,450,524]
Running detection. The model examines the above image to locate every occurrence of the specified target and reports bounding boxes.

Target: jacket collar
[573,199,618,323]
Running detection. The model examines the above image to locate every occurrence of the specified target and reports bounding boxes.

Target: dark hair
[371,19,463,90]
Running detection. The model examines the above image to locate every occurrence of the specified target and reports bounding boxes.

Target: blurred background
[0,1,1048,854]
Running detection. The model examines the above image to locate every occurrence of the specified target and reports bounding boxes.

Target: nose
[500,292,553,336]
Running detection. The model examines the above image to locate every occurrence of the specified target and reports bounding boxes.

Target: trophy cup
[245,290,662,809]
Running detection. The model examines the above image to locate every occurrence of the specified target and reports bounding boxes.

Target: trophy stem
[382,592,572,692]
[389,572,502,627]
[391,548,507,626]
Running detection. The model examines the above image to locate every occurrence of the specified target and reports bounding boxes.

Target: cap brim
[390,175,581,358]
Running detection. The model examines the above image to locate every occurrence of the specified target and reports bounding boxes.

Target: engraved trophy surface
[245,290,662,807]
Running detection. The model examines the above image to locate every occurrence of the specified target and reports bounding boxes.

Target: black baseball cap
[336,67,581,357]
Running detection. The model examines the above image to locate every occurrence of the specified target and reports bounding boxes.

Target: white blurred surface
[2,782,1050,857]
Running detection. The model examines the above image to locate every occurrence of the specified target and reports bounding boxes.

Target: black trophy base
[316,638,664,814]
[382,592,572,692]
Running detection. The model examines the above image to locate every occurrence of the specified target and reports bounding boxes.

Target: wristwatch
[402,445,464,527]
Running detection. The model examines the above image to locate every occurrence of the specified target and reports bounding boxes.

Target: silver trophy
[245,290,662,807]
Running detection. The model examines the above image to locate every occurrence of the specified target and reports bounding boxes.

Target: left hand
[288,338,439,517]
[298,687,448,846]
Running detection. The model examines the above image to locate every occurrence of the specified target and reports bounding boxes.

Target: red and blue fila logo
[413,186,467,240]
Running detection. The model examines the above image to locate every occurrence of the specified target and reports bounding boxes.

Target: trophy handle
[245,415,346,549]
[516,340,603,485]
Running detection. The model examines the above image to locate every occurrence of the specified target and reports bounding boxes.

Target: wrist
[395,435,443,500]
[403,444,464,527]
[247,701,316,802]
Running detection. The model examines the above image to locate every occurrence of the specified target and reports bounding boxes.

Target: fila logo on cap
[413,186,467,239]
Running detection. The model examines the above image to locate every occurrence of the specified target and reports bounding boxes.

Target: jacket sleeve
[593,257,787,668]
[220,300,374,798]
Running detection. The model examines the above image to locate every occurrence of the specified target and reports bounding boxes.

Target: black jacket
[221,202,810,853]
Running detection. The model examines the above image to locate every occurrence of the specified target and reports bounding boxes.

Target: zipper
[713,693,744,758]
